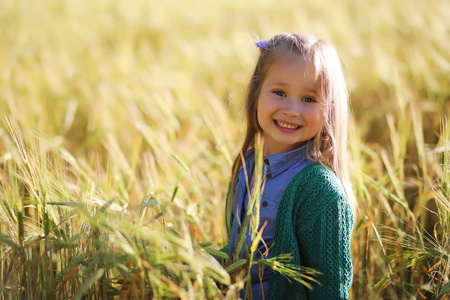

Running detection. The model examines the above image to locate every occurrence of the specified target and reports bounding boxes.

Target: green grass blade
[74,268,104,300]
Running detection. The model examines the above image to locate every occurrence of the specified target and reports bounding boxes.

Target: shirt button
[264,159,269,165]
[262,201,268,207]
[237,227,241,234]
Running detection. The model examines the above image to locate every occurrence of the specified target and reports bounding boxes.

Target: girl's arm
[295,169,354,300]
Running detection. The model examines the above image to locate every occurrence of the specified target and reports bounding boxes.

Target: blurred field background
[0,0,449,299]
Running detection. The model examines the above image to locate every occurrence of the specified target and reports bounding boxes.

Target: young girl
[223,33,354,299]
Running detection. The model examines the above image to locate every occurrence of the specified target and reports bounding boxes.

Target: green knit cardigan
[224,162,354,300]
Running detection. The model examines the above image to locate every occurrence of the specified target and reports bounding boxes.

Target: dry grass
[0,0,449,298]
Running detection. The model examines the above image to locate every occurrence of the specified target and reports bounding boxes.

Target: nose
[281,99,300,117]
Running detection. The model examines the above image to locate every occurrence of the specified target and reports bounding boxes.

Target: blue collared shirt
[229,144,313,299]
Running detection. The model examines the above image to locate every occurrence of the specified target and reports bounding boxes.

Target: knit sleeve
[294,167,354,300]
[219,243,230,255]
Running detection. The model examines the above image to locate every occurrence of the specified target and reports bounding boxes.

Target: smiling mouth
[274,120,301,130]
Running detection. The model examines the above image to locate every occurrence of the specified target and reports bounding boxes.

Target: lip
[273,119,302,132]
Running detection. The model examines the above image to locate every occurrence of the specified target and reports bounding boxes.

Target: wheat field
[0,0,449,299]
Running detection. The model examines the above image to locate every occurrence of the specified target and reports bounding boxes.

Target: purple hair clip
[255,40,269,50]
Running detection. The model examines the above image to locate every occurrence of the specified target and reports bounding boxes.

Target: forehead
[264,54,317,87]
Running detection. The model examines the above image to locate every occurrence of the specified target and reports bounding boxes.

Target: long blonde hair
[227,33,355,233]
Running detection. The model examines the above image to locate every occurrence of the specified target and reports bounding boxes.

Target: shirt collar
[263,144,311,177]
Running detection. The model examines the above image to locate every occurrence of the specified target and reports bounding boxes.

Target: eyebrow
[269,81,317,93]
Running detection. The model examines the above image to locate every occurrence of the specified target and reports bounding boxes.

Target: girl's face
[257,54,323,156]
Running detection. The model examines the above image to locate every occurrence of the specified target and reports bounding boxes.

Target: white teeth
[276,120,300,129]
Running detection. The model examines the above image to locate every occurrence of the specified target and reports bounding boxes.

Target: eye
[272,90,286,97]
[302,97,316,103]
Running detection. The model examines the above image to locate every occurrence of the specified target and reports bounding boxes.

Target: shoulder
[285,162,351,228]
[288,162,345,198]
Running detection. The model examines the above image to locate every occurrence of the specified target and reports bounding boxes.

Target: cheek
[257,96,275,117]
[309,108,324,128]
[316,112,324,125]
[256,97,268,123]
